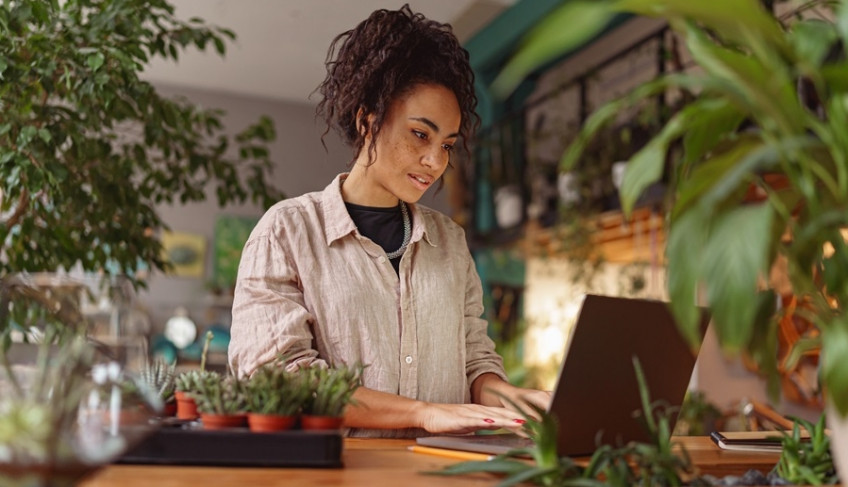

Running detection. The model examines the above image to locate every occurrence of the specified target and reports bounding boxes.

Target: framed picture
[213,215,259,290]
[160,231,207,278]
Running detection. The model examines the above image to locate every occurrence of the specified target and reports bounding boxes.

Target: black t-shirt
[345,202,409,274]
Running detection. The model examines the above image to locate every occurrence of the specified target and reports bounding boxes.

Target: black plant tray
[118,423,343,468]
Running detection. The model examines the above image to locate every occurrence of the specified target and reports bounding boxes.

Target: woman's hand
[471,373,553,420]
[416,402,529,435]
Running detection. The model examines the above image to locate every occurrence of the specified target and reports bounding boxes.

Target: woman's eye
[412,130,427,140]
[442,144,454,152]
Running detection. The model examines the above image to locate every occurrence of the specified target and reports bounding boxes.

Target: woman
[229,4,550,438]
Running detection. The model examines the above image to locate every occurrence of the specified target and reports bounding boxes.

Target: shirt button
[404,355,413,364]
[377,256,386,264]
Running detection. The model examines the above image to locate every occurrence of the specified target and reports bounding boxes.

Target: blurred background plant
[490,0,848,480]
[0,0,283,286]
[774,415,836,485]
[0,276,159,485]
[137,357,176,406]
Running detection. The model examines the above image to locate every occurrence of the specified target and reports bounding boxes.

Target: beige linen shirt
[229,174,507,437]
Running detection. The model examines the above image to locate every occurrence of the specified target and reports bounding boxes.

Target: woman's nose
[422,146,448,169]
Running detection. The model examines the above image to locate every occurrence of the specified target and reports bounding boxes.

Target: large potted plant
[491,0,848,480]
[0,0,283,284]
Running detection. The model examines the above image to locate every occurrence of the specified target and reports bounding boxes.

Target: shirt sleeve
[462,250,508,388]
[228,222,327,377]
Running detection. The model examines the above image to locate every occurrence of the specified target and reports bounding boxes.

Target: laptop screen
[548,294,709,455]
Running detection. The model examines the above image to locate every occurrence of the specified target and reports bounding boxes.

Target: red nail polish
[513,419,526,424]
[483,418,495,424]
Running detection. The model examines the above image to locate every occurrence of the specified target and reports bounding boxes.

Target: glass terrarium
[0,274,160,486]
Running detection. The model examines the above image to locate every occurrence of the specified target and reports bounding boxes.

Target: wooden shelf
[522,207,666,264]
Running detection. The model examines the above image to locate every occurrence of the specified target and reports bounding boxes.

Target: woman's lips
[408,174,432,190]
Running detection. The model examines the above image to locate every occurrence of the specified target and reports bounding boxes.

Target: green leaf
[86,52,105,72]
[613,0,786,54]
[213,36,226,56]
[37,128,51,144]
[783,337,823,373]
[822,232,848,298]
[492,1,617,98]
[620,109,686,215]
[680,98,744,166]
[790,18,839,69]
[672,137,762,220]
[681,22,803,135]
[18,126,37,147]
[30,1,48,23]
[701,204,774,353]
[835,0,848,54]
[665,207,708,347]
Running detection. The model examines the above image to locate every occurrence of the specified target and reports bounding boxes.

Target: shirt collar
[322,174,357,246]
[321,173,436,248]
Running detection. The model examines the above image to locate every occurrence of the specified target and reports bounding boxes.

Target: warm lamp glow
[523,257,666,389]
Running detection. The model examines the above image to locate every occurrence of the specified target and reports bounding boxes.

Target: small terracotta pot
[162,400,177,417]
[300,414,344,431]
[247,413,297,432]
[200,413,247,430]
[175,391,199,420]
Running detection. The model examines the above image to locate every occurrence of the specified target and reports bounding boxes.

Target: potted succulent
[301,364,363,430]
[244,364,311,432]
[173,331,215,420]
[174,370,207,421]
[492,0,848,481]
[138,358,176,416]
[193,374,247,430]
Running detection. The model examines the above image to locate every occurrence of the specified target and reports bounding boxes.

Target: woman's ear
[355,108,375,139]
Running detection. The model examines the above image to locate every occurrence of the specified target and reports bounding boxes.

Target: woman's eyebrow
[410,117,459,138]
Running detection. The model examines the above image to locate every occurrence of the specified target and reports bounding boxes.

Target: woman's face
[358,83,461,206]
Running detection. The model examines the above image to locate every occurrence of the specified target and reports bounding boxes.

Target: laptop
[417,294,710,457]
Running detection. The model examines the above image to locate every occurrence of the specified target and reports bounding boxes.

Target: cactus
[175,368,217,394]
[138,358,176,403]
[303,364,363,418]
[245,364,311,416]
[193,374,246,415]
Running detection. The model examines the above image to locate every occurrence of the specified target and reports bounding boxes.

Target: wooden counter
[80,436,784,486]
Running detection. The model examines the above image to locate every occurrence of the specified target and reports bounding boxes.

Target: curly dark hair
[315,4,479,167]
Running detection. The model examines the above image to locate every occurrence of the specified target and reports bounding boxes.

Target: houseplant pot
[174,334,218,421]
[492,0,848,482]
[244,363,310,432]
[174,390,199,420]
[199,412,247,430]
[246,413,297,432]
[300,415,344,431]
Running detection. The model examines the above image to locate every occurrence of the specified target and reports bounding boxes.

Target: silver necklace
[386,202,411,259]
